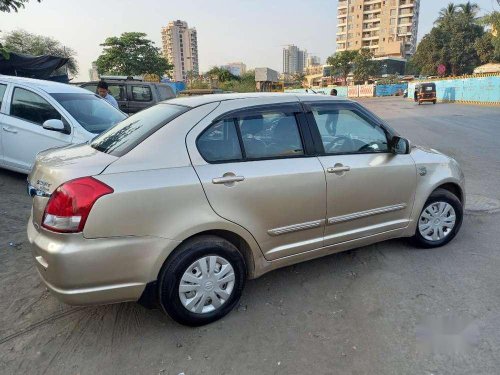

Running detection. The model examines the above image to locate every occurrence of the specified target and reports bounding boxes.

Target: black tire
[413,188,463,248]
[158,235,246,326]
[433,100,437,104]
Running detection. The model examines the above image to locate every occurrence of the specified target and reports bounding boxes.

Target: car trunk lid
[28,143,118,227]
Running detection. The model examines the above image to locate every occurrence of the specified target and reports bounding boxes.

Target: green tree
[480,11,500,62]
[474,33,495,63]
[96,32,172,78]
[225,70,257,92]
[352,49,379,83]
[326,50,358,85]
[206,66,240,83]
[436,3,458,25]
[0,0,40,12]
[413,7,484,76]
[1,29,78,75]
[459,1,479,22]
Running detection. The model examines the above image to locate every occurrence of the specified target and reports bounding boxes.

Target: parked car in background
[0,76,127,174]
[27,93,464,326]
[80,77,176,114]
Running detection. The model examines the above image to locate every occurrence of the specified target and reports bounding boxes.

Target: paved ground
[0,97,499,375]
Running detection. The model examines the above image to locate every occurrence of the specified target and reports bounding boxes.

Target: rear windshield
[51,93,126,134]
[90,103,189,156]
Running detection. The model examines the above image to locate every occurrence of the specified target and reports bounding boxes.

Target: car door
[0,82,8,167]
[107,82,128,112]
[127,84,154,113]
[305,101,417,246]
[186,100,327,261]
[1,86,73,172]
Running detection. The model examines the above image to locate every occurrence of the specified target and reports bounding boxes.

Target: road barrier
[407,75,500,105]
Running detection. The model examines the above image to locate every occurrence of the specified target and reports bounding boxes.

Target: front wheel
[158,236,246,326]
[433,100,437,104]
[413,188,463,248]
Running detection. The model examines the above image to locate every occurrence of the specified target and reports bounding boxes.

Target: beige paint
[27,94,464,306]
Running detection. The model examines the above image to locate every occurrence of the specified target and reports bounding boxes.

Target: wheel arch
[434,182,464,203]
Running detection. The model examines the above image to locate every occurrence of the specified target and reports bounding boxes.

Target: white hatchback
[0,76,126,174]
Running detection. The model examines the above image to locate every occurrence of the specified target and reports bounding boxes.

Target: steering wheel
[358,142,381,152]
[326,136,355,153]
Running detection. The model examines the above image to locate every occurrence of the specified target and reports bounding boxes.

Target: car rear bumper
[27,216,179,306]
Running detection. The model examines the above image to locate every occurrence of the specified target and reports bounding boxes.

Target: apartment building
[283,45,307,75]
[161,20,199,82]
[221,62,247,76]
[336,0,420,58]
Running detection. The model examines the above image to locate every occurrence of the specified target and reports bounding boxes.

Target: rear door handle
[327,165,351,173]
[212,175,245,185]
[2,126,18,134]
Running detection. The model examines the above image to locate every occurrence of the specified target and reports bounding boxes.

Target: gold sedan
[27,93,464,326]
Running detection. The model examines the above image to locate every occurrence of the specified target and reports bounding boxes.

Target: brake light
[42,177,113,233]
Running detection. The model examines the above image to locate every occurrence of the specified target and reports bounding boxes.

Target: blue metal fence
[375,83,408,97]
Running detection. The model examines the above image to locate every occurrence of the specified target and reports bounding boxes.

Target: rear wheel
[413,189,463,248]
[158,236,246,326]
[433,100,437,104]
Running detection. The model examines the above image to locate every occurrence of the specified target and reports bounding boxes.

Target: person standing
[97,81,119,109]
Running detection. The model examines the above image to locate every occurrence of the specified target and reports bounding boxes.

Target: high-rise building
[306,55,321,67]
[88,62,99,81]
[336,0,420,58]
[161,20,199,82]
[282,45,307,75]
[221,62,247,76]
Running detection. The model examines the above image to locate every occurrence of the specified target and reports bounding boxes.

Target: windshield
[51,93,127,134]
[90,103,189,157]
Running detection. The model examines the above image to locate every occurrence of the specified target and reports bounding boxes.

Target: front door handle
[327,165,351,174]
[2,126,18,134]
[212,174,245,185]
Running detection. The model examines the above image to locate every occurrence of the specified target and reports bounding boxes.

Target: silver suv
[27,93,465,326]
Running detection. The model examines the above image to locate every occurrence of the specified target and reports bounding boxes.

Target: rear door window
[196,106,305,163]
[10,87,62,125]
[236,111,304,159]
[197,119,242,162]
[108,84,126,101]
[131,85,153,102]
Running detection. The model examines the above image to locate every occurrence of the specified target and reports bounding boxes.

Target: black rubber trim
[137,281,159,309]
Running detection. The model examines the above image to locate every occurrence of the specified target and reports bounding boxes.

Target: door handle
[212,175,245,185]
[327,165,351,173]
[2,126,18,134]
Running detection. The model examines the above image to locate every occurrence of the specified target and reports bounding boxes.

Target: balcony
[363,13,381,21]
[338,0,348,9]
[399,0,414,8]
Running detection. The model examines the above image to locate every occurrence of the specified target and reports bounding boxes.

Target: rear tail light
[42,177,113,233]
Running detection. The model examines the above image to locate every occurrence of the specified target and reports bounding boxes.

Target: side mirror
[42,119,65,132]
[391,136,411,155]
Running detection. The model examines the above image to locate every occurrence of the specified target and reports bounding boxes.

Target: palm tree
[459,1,479,22]
[436,3,458,25]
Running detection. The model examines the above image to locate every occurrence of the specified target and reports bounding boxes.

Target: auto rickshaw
[414,82,437,105]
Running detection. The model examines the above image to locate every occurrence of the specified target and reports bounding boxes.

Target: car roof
[0,75,93,94]
[167,92,352,107]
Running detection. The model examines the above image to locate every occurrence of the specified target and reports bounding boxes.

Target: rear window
[91,103,188,156]
[158,85,175,101]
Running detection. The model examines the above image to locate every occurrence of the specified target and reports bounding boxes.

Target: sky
[1,0,499,80]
